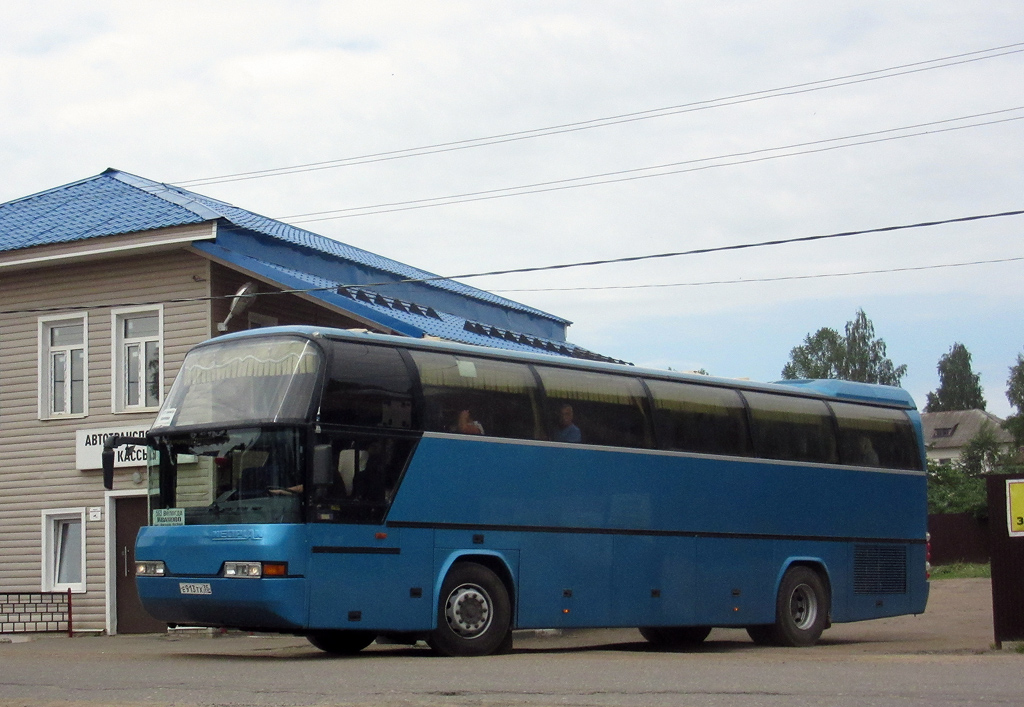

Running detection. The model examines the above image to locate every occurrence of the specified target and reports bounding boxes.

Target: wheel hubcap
[445,583,492,638]
[789,582,818,630]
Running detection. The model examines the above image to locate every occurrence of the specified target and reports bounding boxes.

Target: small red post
[66,588,73,638]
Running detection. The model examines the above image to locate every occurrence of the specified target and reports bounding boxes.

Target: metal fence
[927,513,990,564]
[0,590,73,637]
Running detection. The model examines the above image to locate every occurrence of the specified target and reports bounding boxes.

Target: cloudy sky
[2,1,1022,415]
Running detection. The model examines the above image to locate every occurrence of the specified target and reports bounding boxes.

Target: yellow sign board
[1007,479,1024,537]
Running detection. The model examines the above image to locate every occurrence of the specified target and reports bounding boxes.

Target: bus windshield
[149,427,305,525]
[154,336,322,430]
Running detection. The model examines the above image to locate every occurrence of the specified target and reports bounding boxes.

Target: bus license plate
[179,582,212,595]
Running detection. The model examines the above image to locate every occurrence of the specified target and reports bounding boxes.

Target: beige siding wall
[0,248,212,631]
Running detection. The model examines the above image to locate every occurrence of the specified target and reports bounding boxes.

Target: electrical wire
[173,42,1024,187]
[4,209,1017,316]
[279,110,1024,222]
[490,256,1024,292]
[349,209,1024,287]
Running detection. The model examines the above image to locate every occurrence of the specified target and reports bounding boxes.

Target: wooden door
[115,496,167,634]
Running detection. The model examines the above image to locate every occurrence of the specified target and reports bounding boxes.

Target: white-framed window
[39,314,88,419]
[41,508,87,593]
[112,306,163,412]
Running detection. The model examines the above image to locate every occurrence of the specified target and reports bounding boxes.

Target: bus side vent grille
[854,545,907,594]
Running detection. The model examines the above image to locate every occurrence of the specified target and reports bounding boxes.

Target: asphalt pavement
[0,579,1018,707]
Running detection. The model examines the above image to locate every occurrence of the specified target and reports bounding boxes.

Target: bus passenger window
[831,401,922,470]
[320,343,415,429]
[647,379,749,456]
[411,351,541,440]
[745,391,837,464]
[311,435,417,523]
[535,366,652,449]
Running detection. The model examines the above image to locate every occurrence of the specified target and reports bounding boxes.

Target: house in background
[920,409,1014,465]
[0,169,610,635]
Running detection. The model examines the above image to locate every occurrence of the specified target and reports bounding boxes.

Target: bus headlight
[136,561,166,576]
[224,561,263,578]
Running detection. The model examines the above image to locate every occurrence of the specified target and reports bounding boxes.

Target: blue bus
[114,326,929,656]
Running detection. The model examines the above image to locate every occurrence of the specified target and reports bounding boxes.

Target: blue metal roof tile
[0,172,205,249]
[234,256,586,355]
[0,169,565,325]
[0,169,614,359]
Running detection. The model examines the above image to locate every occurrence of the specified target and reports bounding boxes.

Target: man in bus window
[858,435,880,466]
[452,409,484,435]
[554,404,582,443]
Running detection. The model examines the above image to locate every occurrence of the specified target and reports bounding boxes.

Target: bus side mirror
[102,448,115,490]
[102,435,150,491]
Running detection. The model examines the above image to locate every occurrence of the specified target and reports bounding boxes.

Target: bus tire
[307,629,376,655]
[428,562,512,657]
[639,625,712,647]
[744,624,776,645]
[751,566,829,647]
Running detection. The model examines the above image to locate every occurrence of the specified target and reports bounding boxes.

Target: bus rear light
[925,532,932,579]
[136,561,166,576]
[224,561,262,578]
[262,562,288,577]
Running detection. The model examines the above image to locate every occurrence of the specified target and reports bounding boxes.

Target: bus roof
[210,325,920,411]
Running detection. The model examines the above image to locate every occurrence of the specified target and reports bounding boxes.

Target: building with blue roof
[0,168,619,357]
[0,169,617,636]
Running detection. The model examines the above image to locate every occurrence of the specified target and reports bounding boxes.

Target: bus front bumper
[137,576,307,631]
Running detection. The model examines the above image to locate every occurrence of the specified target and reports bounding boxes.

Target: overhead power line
[279,109,1024,223]
[1,210,1020,316]
[173,42,1024,188]
[350,209,1024,288]
[491,256,1024,292]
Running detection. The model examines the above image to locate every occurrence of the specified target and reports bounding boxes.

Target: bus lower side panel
[138,529,927,634]
[501,532,926,631]
[302,530,927,633]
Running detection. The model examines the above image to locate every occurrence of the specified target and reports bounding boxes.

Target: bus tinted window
[536,366,652,448]
[647,379,750,456]
[745,391,837,464]
[312,433,418,523]
[320,343,414,429]
[411,351,542,440]
[831,402,922,470]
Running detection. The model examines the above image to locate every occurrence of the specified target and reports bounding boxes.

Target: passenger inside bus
[451,409,485,435]
[553,404,582,443]
[855,435,881,467]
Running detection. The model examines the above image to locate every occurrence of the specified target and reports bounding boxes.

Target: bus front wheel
[307,629,376,655]
[747,565,829,647]
[428,562,512,657]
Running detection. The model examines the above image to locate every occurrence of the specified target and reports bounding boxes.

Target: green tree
[926,460,987,516]
[927,423,1022,516]
[924,343,986,412]
[1005,352,1024,447]
[781,308,907,385]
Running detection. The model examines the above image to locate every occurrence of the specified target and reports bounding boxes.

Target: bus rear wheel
[307,630,376,655]
[747,565,829,647]
[639,625,711,647]
[428,562,512,657]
